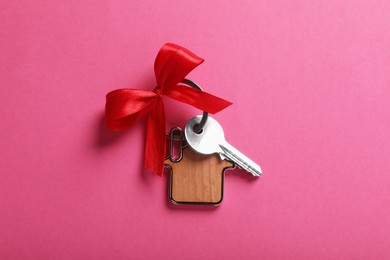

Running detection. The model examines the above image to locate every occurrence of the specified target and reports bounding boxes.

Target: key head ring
[181,79,208,133]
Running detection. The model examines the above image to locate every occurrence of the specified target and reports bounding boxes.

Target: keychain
[163,80,234,205]
[104,43,262,206]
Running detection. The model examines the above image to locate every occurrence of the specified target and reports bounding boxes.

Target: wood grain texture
[165,146,234,204]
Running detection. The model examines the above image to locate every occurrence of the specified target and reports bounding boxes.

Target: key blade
[219,144,262,176]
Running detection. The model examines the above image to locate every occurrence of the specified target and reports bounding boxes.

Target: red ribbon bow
[105,43,232,175]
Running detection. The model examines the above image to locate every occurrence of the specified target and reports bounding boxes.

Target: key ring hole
[181,79,208,134]
[192,124,203,134]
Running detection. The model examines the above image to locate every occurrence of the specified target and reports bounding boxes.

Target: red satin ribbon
[105,43,232,175]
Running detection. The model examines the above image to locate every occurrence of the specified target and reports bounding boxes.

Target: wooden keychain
[165,127,234,205]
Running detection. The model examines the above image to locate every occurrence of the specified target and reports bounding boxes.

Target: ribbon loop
[105,43,232,175]
[154,43,204,89]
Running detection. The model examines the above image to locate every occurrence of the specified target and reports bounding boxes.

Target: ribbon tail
[144,98,166,176]
[165,85,232,114]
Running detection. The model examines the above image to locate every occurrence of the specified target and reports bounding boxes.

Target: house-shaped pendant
[165,143,234,205]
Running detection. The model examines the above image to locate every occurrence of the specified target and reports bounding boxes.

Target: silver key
[184,116,262,176]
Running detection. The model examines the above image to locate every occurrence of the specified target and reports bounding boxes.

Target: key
[184,116,262,176]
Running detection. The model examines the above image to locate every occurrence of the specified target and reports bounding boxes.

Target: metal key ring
[181,79,208,133]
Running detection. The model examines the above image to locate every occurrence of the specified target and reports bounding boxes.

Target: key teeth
[219,144,262,177]
[246,167,262,177]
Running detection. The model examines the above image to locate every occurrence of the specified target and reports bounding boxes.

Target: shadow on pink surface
[94,113,133,147]
[226,167,260,183]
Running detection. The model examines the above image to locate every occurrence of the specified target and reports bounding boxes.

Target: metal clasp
[167,127,187,162]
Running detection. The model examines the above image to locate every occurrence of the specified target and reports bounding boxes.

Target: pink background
[1,0,390,259]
